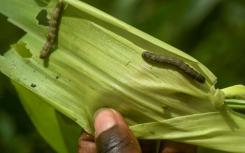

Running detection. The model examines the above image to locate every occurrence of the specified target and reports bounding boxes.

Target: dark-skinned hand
[78,108,197,153]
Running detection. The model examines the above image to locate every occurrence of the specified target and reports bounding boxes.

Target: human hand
[78,108,197,153]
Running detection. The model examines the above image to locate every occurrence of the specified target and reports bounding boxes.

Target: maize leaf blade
[0,0,245,152]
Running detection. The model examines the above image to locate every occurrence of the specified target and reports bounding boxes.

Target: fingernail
[94,108,117,137]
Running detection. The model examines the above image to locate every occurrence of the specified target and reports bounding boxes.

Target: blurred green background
[0,0,245,152]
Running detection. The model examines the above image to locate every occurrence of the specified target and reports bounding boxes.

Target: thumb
[94,108,141,153]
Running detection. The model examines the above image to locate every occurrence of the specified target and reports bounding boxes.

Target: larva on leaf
[142,51,206,83]
[40,0,64,59]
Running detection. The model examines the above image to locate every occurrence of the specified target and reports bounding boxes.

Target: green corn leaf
[0,0,244,153]
[223,85,245,100]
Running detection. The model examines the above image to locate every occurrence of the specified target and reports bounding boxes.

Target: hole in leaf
[0,14,25,55]
[12,42,32,58]
[36,9,49,26]
[34,0,50,7]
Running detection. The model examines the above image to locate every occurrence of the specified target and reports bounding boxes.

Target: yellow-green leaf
[0,0,245,153]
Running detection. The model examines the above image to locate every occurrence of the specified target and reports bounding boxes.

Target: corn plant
[0,0,245,153]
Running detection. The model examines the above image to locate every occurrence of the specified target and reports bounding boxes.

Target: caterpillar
[40,0,64,59]
[142,51,206,83]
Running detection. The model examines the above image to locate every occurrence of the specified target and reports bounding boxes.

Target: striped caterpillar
[142,51,206,83]
[40,0,64,59]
